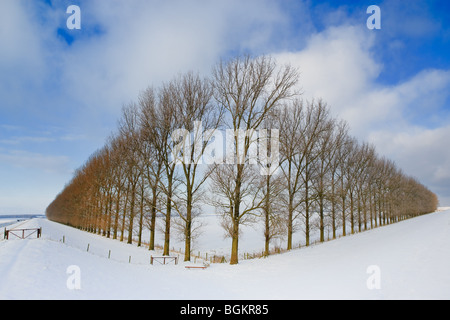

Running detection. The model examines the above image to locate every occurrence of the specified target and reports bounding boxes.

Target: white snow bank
[1,210,449,300]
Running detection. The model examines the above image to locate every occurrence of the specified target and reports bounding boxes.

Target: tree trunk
[106,190,113,238]
[229,163,243,265]
[287,196,294,250]
[342,196,346,237]
[230,217,239,265]
[127,184,136,245]
[264,176,271,256]
[350,192,355,234]
[331,176,336,239]
[149,186,158,251]
[163,196,172,256]
[113,187,121,240]
[305,177,310,247]
[184,192,193,261]
[319,192,324,242]
[120,187,129,242]
[163,175,173,256]
[137,184,144,247]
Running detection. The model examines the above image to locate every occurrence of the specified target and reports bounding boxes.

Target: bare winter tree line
[46,55,438,265]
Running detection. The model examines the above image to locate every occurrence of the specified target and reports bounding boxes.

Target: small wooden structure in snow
[4,228,42,240]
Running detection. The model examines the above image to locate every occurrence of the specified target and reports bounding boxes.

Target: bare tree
[336,135,355,237]
[138,87,165,250]
[278,99,332,248]
[117,102,143,245]
[354,142,377,232]
[149,82,182,256]
[326,120,349,239]
[309,102,336,243]
[256,115,285,256]
[277,99,305,250]
[210,55,299,264]
[168,71,223,261]
[106,134,127,240]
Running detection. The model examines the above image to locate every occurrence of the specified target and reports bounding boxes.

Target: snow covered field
[1,209,450,300]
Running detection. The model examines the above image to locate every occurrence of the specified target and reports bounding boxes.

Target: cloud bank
[275,24,450,205]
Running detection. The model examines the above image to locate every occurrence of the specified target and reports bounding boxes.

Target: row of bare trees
[46,55,438,264]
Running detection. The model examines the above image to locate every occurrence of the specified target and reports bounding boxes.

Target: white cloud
[274,24,450,205]
[369,125,450,205]
[2,0,287,125]
[53,0,287,116]
[275,25,383,132]
[0,0,288,214]
[0,0,42,68]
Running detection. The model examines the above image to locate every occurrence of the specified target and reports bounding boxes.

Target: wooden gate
[4,228,42,240]
[150,256,178,265]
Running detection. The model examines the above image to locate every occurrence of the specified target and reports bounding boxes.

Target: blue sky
[1,0,450,214]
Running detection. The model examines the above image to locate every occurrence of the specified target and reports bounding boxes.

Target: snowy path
[1,210,450,300]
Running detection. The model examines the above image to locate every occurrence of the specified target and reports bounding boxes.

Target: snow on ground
[1,209,450,300]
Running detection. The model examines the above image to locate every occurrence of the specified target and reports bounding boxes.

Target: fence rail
[4,228,42,240]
